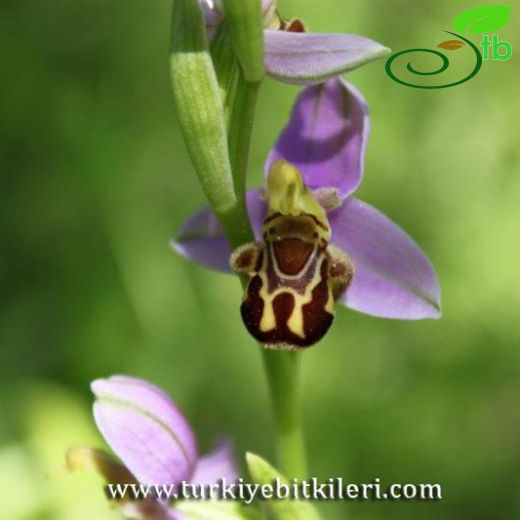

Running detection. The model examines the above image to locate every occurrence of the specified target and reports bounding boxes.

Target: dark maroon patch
[254,249,264,272]
[330,262,347,277]
[301,260,334,344]
[240,234,335,348]
[241,275,265,338]
[281,19,306,33]
[286,19,305,32]
[235,249,255,270]
[241,267,334,348]
[273,238,314,276]
[266,243,317,295]
[272,292,295,329]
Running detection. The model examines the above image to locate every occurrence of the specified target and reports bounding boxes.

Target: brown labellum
[230,161,354,349]
[437,40,465,50]
[231,216,354,349]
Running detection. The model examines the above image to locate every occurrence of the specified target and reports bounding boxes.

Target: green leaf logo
[453,5,511,34]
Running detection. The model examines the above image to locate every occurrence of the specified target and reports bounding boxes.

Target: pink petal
[266,78,369,199]
[190,439,238,486]
[329,199,441,319]
[172,190,266,272]
[200,0,224,41]
[91,375,198,486]
[264,30,390,85]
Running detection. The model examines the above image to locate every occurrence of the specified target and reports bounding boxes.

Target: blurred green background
[1,0,519,518]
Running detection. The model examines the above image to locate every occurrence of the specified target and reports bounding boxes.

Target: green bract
[170,0,236,215]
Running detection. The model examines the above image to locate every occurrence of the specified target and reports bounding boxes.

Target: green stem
[262,350,307,479]
[221,0,265,82]
[218,202,254,250]
[211,25,307,479]
[228,72,260,197]
[209,26,256,250]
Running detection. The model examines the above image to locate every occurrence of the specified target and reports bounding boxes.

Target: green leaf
[246,453,322,520]
[453,6,511,34]
[170,0,236,214]
[222,0,265,82]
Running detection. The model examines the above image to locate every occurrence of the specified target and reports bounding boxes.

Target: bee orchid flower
[173,78,442,348]
[201,0,390,85]
[67,375,237,520]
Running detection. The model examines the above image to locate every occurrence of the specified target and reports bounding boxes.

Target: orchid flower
[201,0,390,85]
[173,78,441,348]
[67,375,237,520]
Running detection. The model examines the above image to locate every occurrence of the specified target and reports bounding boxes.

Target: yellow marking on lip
[256,250,330,338]
[259,302,276,333]
[287,306,305,338]
[325,289,334,314]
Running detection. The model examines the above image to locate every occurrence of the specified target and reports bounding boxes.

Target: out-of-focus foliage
[0,0,519,518]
